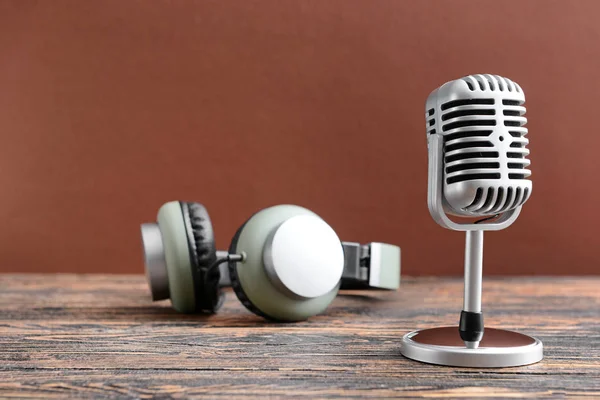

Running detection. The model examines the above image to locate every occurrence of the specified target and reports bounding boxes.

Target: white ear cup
[229,205,341,321]
[156,201,196,313]
[263,215,344,299]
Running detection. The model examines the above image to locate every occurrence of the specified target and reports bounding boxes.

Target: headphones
[140,201,401,321]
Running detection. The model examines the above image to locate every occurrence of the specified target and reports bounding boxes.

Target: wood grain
[1,275,599,399]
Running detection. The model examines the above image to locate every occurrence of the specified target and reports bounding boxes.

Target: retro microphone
[401,74,543,368]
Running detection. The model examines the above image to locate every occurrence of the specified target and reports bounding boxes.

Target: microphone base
[401,326,543,368]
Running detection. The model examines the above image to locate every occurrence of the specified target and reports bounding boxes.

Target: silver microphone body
[425,74,532,348]
[426,74,531,220]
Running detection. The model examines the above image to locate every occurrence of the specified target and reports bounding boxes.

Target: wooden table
[1,275,598,398]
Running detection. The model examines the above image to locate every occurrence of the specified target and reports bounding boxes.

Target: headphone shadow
[112,290,391,327]
[337,292,391,303]
[114,303,286,327]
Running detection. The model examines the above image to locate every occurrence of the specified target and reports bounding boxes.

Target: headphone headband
[218,242,400,291]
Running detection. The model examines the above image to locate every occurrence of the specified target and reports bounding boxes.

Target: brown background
[0,0,598,275]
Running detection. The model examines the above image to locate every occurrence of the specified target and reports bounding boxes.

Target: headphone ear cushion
[181,202,223,313]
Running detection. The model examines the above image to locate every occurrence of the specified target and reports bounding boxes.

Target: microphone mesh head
[426,74,531,217]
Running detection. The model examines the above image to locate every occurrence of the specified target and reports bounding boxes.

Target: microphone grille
[459,75,524,93]
[426,74,532,216]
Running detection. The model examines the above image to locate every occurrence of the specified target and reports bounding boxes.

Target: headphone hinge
[341,242,371,287]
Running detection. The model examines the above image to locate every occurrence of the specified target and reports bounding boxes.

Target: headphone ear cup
[227,205,340,321]
[181,202,223,313]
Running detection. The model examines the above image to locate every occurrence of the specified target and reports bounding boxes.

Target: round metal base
[401,327,543,368]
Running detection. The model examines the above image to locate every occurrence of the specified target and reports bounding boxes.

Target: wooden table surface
[1,275,599,399]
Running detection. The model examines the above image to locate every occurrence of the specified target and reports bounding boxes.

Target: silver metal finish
[465,341,479,350]
[341,242,368,282]
[140,223,170,301]
[464,230,483,313]
[263,215,345,299]
[415,75,543,367]
[401,327,543,368]
[216,250,229,259]
[427,134,521,231]
[426,74,531,220]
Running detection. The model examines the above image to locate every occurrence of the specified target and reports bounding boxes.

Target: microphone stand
[461,230,484,349]
[400,133,543,368]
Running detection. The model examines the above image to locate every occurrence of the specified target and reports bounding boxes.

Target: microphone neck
[464,230,484,313]
[460,230,485,348]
